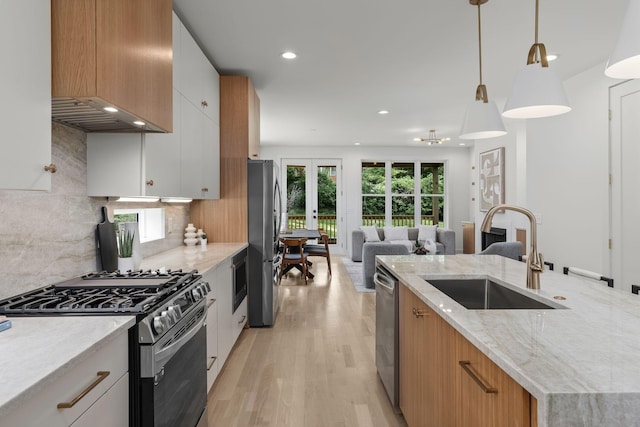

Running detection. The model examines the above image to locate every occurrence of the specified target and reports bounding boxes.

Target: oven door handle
[153,311,206,371]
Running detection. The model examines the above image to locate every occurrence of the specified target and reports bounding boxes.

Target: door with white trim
[281,159,344,253]
[610,79,640,293]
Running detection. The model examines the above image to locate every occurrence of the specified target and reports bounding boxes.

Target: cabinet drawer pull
[207,356,217,370]
[412,307,428,318]
[201,100,208,108]
[57,371,111,409]
[146,179,154,186]
[201,187,209,192]
[207,298,216,308]
[238,315,246,324]
[459,361,497,394]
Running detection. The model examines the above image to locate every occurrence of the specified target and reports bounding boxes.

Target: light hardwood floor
[207,256,408,427]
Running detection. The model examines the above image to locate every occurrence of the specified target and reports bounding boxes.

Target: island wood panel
[531,395,538,427]
[191,76,259,242]
[52,0,172,132]
[399,284,426,426]
[430,306,457,426]
[456,331,531,427]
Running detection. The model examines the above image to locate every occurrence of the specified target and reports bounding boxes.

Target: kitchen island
[379,254,640,427]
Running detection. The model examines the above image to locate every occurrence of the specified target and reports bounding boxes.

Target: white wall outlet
[535,213,542,225]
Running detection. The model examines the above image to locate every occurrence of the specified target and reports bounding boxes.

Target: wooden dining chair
[304,232,331,276]
[279,238,309,285]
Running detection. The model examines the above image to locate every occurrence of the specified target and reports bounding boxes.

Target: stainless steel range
[0,269,210,427]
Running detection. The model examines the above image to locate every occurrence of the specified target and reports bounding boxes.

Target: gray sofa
[351,227,455,262]
[351,227,456,289]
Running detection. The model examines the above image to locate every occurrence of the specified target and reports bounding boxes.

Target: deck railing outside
[287,215,337,243]
[361,215,442,227]
[286,214,443,244]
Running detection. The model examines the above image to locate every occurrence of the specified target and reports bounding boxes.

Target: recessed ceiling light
[103,107,118,113]
[546,54,559,62]
[378,110,389,115]
[459,143,466,146]
[413,137,422,142]
[281,51,297,59]
[133,120,146,126]
[354,142,361,146]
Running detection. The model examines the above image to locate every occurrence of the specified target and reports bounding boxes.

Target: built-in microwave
[232,249,247,313]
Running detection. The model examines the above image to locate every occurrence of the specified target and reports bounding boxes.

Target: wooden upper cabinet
[51,0,172,133]
[190,76,259,242]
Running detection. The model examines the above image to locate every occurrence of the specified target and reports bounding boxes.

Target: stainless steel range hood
[52,98,165,133]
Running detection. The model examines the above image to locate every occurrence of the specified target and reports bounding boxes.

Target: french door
[610,79,640,293]
[281,159,344,253]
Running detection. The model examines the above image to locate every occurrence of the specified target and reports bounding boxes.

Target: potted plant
[118,229,135,271]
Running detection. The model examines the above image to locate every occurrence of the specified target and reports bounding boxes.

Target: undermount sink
[426,278,560,310]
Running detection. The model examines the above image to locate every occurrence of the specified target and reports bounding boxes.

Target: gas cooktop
[0,269,206,315]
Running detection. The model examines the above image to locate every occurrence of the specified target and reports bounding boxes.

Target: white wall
[261,144,471,256]
[471,121,532,251]
[526,63,617,275]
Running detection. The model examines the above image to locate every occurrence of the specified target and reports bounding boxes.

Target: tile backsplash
[0,123,191,299]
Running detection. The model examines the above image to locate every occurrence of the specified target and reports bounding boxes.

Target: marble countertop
[0,316,135,417]
[378,254,640,427]
[140,242,248,274]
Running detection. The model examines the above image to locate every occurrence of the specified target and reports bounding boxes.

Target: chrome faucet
[480,204,544,290]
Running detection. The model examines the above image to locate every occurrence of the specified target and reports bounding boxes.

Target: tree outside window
[361,161,445,227]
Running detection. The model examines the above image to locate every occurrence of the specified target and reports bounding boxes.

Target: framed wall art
[479,147,505,212]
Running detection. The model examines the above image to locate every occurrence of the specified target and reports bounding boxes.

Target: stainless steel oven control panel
[138,280,210,343]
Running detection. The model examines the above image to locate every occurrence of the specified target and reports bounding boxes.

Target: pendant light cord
[534,0,539,62]
[477,3,483,85]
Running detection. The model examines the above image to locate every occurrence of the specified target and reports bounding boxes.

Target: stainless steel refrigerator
[247,159,283,327]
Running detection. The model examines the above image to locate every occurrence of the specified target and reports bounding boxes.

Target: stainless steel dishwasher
[374,263,400,412]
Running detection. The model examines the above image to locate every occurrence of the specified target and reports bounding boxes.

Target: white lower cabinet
[203,265,220,392]
[216,257,234,367]
[70,373,129,427]
[2,331,129,427]
[204,253,247,391]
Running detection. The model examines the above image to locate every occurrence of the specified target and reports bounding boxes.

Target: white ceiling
[173,0,628,148]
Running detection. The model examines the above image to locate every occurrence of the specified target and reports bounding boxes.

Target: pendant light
[605,0,640,78]
[459,0,507,140]
[502,0,571,119]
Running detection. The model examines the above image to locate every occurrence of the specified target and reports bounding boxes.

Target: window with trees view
[361,161,445,227]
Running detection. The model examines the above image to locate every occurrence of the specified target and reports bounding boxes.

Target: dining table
[280,228,322,239]
[279,229,322,279]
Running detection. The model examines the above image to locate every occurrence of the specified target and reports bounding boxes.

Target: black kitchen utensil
[96,206,118,272]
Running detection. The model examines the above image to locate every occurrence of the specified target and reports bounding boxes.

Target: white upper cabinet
[87,133,144,197]
[176,23,220,125]
[145,89,182,197]
[86,12,220,199]
[0,0,52,191]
